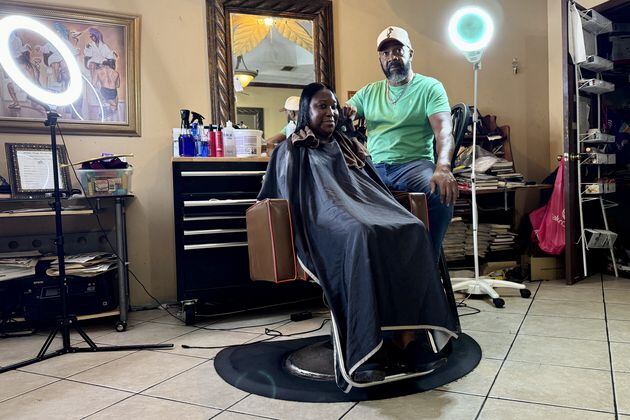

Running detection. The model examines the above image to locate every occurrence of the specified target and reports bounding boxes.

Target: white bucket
[234,129,263,157]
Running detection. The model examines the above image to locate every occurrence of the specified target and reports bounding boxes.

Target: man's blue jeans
[375,159,453,264]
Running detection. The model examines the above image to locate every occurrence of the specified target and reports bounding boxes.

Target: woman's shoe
[351,362,386,383]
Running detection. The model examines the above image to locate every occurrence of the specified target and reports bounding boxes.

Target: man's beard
[382,60,410,84]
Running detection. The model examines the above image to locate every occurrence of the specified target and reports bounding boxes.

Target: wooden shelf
[458,184,552,195]
[172,156,269,163]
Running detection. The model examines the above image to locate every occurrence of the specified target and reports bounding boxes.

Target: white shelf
[579,79,615,94]
[580,55,614,73]
[585,229,617,249]
[580,9,613,35]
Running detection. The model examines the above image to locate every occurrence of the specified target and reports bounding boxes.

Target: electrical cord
[182,318,330,349]
[56,124,325,339]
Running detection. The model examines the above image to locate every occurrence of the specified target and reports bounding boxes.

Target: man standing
[345,26,458,261]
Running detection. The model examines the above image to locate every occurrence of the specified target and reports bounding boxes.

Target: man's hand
[342,104,357,121]
[430,164,459,205]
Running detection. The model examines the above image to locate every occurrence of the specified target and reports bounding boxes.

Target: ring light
[448,6,494,62]
[0,15,82,106]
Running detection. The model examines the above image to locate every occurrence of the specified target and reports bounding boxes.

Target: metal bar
[115,198,128,325]
[184,199,256,207]
[181,171,265,177]
[184,242,248,251]
[184,228,247,236]
[575,63,589,277]
[183,215,245,222]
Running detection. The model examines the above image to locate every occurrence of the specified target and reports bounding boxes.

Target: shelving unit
[574,8,619,277]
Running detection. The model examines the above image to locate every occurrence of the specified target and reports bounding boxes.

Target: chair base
[285,339,335,381]
[451,277,532,308]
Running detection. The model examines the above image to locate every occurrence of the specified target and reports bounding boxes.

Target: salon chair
[243,104,468,387]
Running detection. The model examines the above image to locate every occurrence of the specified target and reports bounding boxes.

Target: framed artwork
[0,1,141,136]
[236,107,264,132]
[5,142,72,198]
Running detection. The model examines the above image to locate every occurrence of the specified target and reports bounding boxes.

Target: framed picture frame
[0,1,141,136]
[5,142,72,198]
[236,107,264,133]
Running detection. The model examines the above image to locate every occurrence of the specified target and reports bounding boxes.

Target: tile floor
[0,274,628,419]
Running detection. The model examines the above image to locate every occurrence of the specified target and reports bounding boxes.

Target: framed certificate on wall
[5,143,72,199]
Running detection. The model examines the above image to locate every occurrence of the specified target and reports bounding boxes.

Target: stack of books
[489,160,514,175]
[464,223,492,258]
[46,252,118,277]
[443,217,467,262]
[488,224,518,253]
[456,172,499,191]
[496,172,526,188]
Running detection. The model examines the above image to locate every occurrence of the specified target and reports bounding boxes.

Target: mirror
[231,14,314,138]
[207,0,334,138]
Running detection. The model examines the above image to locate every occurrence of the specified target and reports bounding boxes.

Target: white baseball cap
[376,26,412,50]
[280,96,300,112]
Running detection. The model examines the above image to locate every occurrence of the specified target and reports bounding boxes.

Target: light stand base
[451,277,531,308]
[0,315,173,374]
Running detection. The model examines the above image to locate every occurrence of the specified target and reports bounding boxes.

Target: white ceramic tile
[479,398,615,419]
[519,315,607,341]
[602,275,630,290]
[86,394,220,419]
[611,342,630,372]
[154,328,262,359]
[70,350,203,393]
[464,330,515,360]
[617,371,630,415]
[606,303,630,321]
[0,379,130,420]
[0,334,64,368]
[0,370,58,403]
[94,321,197,346]
[230,393,353,420]
[143,360,248,409]
[270,316,331,340]
[508,335,610,370]
[540,276,601,288]
[20,350,135,378]
[490,360,614,412]
[214,412,270,420]
[127,309,169,322]
[609,320,630,343]
[438,358,502,395]
[536,286,602,303]
[459,311,524,334]
[528,299,605,319]
[343,390,484,420]
[604,288,630,305]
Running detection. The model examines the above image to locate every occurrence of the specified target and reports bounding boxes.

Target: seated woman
[258,82,457,392]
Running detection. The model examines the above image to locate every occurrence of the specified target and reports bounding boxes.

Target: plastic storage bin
[76,167,133,197]
[234,129,263,157]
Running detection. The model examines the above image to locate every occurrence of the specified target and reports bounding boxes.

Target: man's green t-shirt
[347,74,451,164]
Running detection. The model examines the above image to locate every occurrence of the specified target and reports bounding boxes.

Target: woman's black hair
[295,82,339,133]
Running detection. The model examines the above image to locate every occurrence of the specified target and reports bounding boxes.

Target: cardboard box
[530,256,564,281]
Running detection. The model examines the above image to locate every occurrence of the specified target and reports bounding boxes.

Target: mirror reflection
[230,13,315,140]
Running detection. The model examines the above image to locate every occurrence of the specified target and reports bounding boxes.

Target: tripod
[0,110,173,374]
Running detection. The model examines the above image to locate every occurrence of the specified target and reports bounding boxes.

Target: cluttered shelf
[458,184,552,195]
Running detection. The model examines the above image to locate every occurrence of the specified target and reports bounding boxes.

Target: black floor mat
[214,333,481,402]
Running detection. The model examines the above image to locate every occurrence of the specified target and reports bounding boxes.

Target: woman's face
[309,89,338,138]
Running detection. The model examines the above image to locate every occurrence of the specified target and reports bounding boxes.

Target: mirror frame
[206,0,334,124]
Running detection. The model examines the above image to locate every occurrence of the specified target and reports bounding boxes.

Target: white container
[234,129,263,157]
[222,121,237,157]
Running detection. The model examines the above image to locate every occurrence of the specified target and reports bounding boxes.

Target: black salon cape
[258,138,457,392]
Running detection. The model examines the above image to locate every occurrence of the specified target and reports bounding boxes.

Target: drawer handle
[184,242,248,250]
[183,215,246,221]
[184,199,257,207]
[184,228,247,236]
[181,171,265,177]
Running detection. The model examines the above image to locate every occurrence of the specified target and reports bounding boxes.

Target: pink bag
[529,163,566,254]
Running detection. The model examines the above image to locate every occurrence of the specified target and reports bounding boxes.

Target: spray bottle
[222,121,236,157]
[190,112,206,157]
[178,109,195,157]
